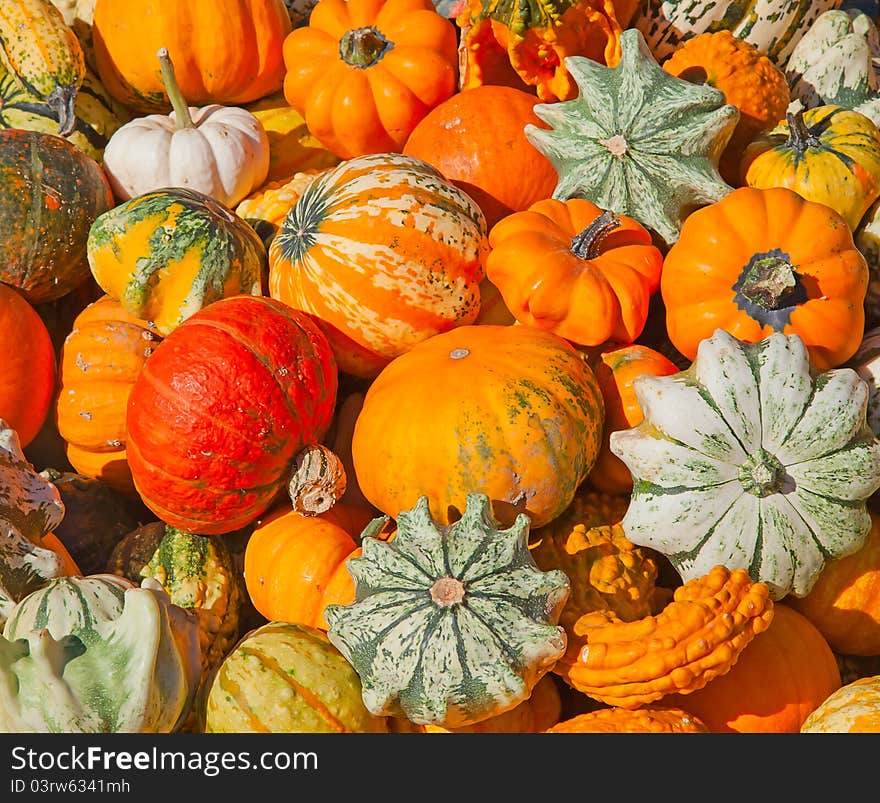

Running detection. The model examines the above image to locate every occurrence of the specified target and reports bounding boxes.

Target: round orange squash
[545,705,710,733]
[664,604,841,733]
[351,324,605,528]
[0,284,55,448]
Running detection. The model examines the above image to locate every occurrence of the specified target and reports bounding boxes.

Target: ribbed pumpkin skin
[665,605,841,733]
[55,295,161,496]
[92,0,292,112]
[203,621,389,733]
[801,675,880,732]
[268,152,488,378]
[244,502,376,629]
[0,284,55,448]
[351,324,604,528]
[125,295,338,535]
[0,129,113,305]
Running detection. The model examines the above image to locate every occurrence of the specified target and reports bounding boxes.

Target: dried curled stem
[288,444,347,515]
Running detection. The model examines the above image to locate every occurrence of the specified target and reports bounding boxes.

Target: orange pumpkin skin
[786,510,880,656]
[661,186,868,371]
[55,295,162,496]
[0,284,55,448]
[486,199,664,347]
[244,502,376,629]
[665,604,841,733]
[545,705,710,733]
[587,345,679,495]
[281,0,458,160]
[402,85,559,229]
[92,0,292,112]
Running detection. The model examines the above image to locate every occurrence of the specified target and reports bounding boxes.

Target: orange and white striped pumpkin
[267,152,489,378]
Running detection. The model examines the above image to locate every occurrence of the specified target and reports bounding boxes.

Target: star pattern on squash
[524,27,739,246]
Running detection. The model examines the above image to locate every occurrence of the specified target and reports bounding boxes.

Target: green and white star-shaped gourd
[524,27,740,246]
[610,328,880,601]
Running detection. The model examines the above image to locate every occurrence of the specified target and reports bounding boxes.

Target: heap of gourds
[5,0,880,734]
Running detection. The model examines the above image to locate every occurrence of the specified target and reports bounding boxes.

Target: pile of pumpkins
[5,0,880,734]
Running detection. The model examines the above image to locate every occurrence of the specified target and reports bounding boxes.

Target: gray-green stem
[157,47,194,130]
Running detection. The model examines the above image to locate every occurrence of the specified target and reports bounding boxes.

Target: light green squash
[524,28,739,247]
[0,574,200,732]
[610,328,880,601]
[325,493,571,729]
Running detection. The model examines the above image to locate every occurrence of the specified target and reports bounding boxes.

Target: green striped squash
[523,28,739,247]
[203,622,390,733]
[325,494,571,729]
[632,0,841,67]
[0,64,129,162]
[0,574,201,732]
[86,187,268,336]
[610,328,880,601]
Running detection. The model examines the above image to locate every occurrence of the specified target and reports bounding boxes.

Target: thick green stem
[157,47,193,130]
[338,27,392,68]
[739,254,797,309]
[570,210,621,259]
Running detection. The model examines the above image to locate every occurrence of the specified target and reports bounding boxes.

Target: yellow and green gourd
[325,493,571,729]
[86,187,268,336]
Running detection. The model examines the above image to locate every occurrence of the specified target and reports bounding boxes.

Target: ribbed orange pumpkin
[55,295,161,496]
[0,284,55,448]
[244,502,378,629]
[664,604,841,733]
[92,0,292,112]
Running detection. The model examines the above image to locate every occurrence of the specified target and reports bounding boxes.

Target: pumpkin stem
[570,210,622,259]
[738,449,787,497]
[785,109,820,154]
[739,253,798,310]
[430,577,465,606]
[288,443,347,516]
[157,47,194,130]
[339,27,393,68]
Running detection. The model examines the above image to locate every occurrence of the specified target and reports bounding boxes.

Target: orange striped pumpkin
[268,152,489,378]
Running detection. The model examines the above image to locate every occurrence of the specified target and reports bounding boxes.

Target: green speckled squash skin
[325,494,571,729]
[0,128,114,304]
[87,186,268,336]
[203,622,389,733]
[523,28,739,247]
[611,328,880,600]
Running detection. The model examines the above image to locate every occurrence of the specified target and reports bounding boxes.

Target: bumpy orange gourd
[661,185,868,371]
[281,0,458,160]
[661,29,790,186]
[546,705,710,732]
[486,199,664,347]
[587,345,680,495]
[0,284,55,448]
[55,295,162,496]
[665,604,841,733]
[786,509,880,656]
[92,0,292,112]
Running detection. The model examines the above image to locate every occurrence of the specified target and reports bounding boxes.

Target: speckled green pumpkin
[610,327,880,600]
[86,187,267,336]
[106,522,243,676]
[325,493,571,729]
[0,574,201,732]
[203,621,389,733]
[523,28,739,247]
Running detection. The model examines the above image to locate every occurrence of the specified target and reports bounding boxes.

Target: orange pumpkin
[664,604,841,733]
[545,705,710,733]
[55,295,162,496]
[244,502,378,629]
[0,284,55,448]
[661,185,868,371]
[92,0,292,112]
[786,510,880,656]
[485,199,664,347]
[281,0,458,160]
[587,345,680,495]
[402,85,558,230]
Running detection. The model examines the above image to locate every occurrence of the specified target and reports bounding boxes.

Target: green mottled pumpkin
[610,327,880,600]
[325,493,571,729]
[87,187,268,336]
[0,128,114,305]
[523,28,739,247]
[203,621,389,733]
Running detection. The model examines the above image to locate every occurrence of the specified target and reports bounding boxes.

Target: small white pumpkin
[101,48,269,208]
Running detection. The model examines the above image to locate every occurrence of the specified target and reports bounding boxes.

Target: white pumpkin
[101,49,269,208]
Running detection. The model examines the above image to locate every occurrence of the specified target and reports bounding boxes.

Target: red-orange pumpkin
[125,295,338,535]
